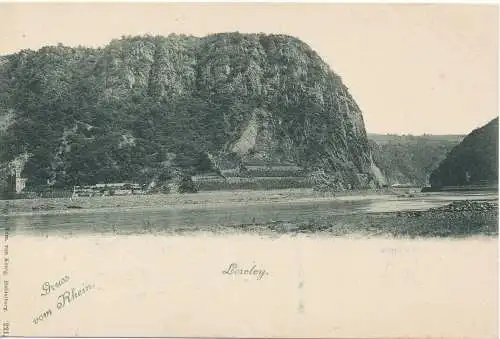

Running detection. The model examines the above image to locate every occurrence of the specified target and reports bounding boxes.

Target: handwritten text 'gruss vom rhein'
[33,275,95,325]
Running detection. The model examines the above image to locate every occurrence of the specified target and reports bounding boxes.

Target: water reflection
[1,193,497,236]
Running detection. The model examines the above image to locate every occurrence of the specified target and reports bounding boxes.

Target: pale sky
[0,3,498,135]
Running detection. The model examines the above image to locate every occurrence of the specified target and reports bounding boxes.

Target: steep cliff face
[429,117,498,187]
[0,33,382,189]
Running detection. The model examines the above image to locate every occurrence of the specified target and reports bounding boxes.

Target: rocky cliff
[429,117,498,187]
[0,33,383,190]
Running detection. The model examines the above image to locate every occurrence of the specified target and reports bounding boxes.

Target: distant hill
[0,33,385,191]
[429,118,498,187]
[369,134,464,186]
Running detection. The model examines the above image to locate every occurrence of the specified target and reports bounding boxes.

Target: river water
[2,191,498,337]
[1,191,497,236]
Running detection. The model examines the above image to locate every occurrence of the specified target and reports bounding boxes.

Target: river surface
[2,193,498,337]
[1,191,497,235]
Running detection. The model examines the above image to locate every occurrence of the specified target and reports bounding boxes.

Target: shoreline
[0,193,395,217]
[1,188,498,217]
[3,201,498,239]
[1,189,497,239]
[164,202,499,238]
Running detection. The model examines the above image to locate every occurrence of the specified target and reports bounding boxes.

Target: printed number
[2,322,9,336]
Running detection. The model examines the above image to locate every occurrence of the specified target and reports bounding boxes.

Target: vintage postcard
[0,2,498,338]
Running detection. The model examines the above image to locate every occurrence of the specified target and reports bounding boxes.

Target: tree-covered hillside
[369,134,464,186]
[0,33,382,191]
[429,117,498,187]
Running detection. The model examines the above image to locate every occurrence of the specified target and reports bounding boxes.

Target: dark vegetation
[368,134,464,186]
[429,117,498,187]
[196,177,310,191]
[177,176,199,193]
[0,33,378,191]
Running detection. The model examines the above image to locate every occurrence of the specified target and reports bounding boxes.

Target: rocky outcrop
[0,33,383,189]
[428,200,497,213]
